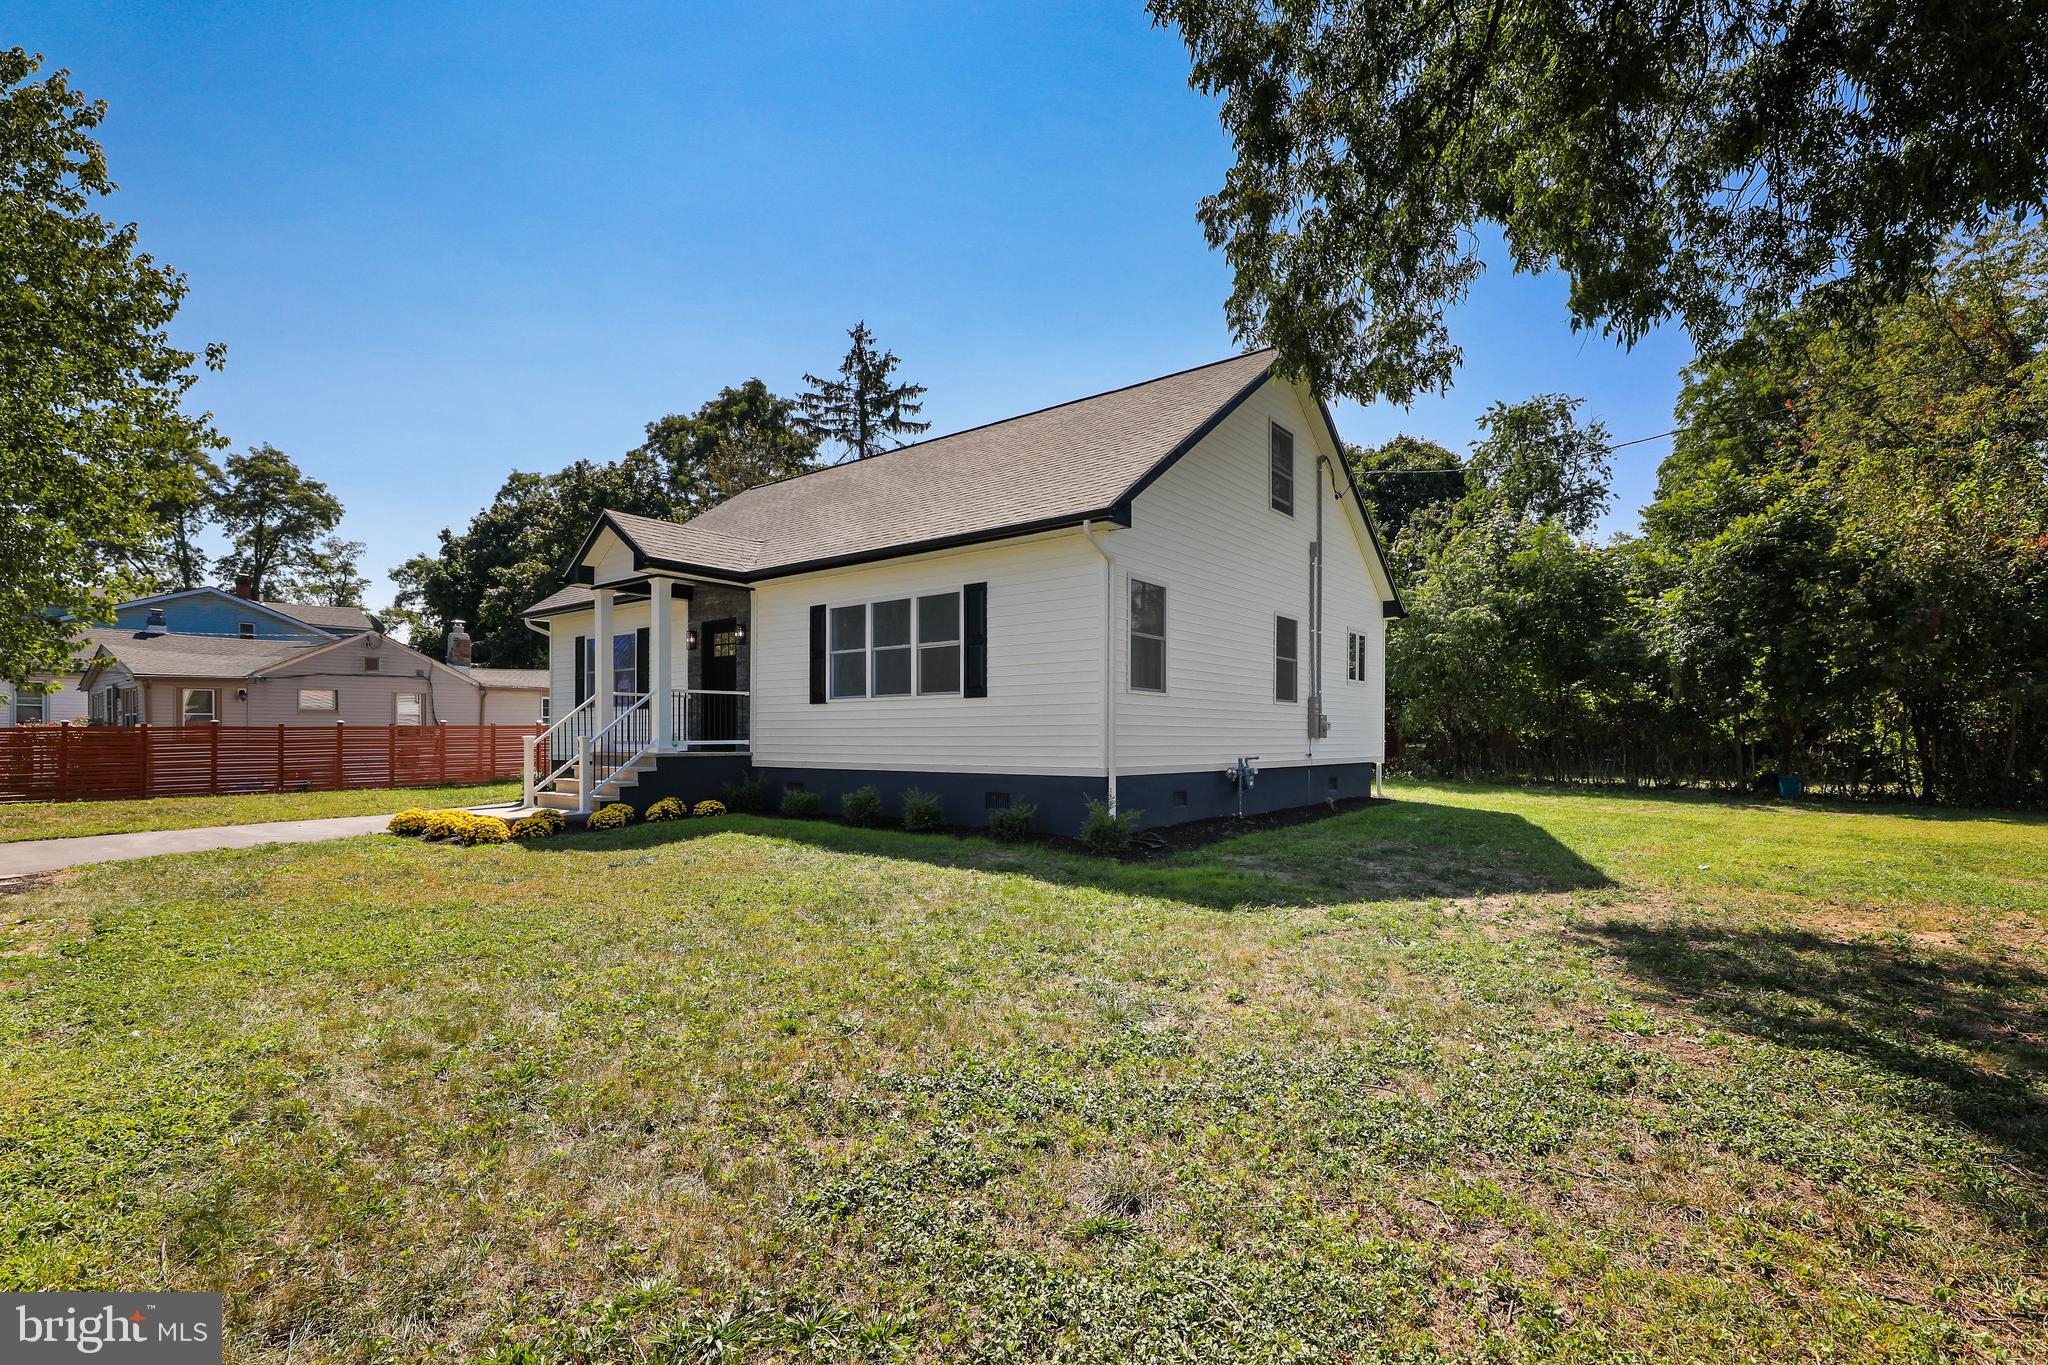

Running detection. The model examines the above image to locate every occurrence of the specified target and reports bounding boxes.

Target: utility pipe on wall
[1080,519,1119,814]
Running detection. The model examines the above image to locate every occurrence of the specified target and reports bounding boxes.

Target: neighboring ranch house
[0,588,385,728]
[522,350,1404,833]
[77,626,545,728]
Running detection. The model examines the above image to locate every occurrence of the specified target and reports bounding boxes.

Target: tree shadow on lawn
[521,796,1612,913]
[1584,917,2048,1195]
[1419,779,2048,828]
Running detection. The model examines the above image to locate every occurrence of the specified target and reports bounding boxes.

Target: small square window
[238,622,256,639]
[364,656,380,672]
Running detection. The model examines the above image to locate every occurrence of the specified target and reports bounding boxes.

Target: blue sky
[21,1,1695,608]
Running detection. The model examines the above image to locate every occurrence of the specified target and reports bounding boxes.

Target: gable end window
[1348,630,1368,683]
[1269,423,1295,516]
[1129,579,1166,693]
[238,622,256,639]
[1275,615,1299,703]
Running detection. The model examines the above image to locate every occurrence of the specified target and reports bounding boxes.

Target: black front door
[701,620,740,743]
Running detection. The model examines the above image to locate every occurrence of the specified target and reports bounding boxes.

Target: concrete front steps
[531,755,659,812]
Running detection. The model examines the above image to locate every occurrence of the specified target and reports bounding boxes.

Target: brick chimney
[232,572,255,599]
[445,619,473,672]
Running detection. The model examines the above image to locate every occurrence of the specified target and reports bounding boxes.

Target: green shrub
[643,796,686,822]
[386,808,432,837]
[841,785,884,827]
[901,788,944,832]
[720,772,764,813]
[780,788,822,818]
[586,802,634,831]
[1079,798,1140,854]
[987,802,1036,841]
[692,799,727,818]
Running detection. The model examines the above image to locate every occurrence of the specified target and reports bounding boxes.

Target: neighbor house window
[1348,630,1367,683]
[238,622,256,639]
[1129,579,1166,692]
[1270,423,1295,515]
[363,656,379,672]
[181,688,217,725]
[540,695,551,723]
[395,693,422,725]
[831,590,966,699]
[1275,615,1299,703]
[12,691,44,725]
[298,688,337,712]
[829,604,867,699]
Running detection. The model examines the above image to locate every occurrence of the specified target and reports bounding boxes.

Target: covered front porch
[524,568,754,812]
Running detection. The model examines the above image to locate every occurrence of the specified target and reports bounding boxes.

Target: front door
[701,620,740,743]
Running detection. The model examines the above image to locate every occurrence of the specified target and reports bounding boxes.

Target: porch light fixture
[686,628,699,649]
[734,624,746,642]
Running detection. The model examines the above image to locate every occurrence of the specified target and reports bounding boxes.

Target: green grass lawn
[0,781,522,843]
[2,780,2043,1361]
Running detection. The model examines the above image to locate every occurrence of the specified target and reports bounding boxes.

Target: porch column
[649,575,674,750]
[592,584,615,738]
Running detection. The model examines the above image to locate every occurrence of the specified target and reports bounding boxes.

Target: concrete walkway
[0,803,527,878]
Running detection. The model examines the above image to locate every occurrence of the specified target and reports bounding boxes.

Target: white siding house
[522,351,1403,832]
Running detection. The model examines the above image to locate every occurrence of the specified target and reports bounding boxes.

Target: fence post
[576,736,591,815]
[335,723,345,790]
[210,722,221,795]
[276,725,286,791]
[521,732,536,807]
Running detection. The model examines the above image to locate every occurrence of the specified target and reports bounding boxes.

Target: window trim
[238,621,257,639]
[297,687,338,713]
[1269,421,1296,517]
[1126,574,1168,695]
[180,688,217,726]
[13,690,46,725]
[825,589,967,701]
[1274,614,1300,704]
[1347,628,1370,684]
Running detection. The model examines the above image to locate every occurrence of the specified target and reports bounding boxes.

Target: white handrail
[583,690,653,810]
[531,694,596,798]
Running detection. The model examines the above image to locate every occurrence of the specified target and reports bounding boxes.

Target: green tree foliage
[0,48,223,684]
[798,322,930,460]
[1149,0,2048,403]
[288,537,369,607]
[1390,226,2048,804]
[393,381,818,665]
[1344,434,1464,579]
[210,445,346,600]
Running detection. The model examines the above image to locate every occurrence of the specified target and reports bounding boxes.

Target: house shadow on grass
[520,796,1612,913]
[1583,918,2048,1202]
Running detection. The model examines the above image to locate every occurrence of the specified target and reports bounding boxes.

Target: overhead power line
[1351,426,1684,475]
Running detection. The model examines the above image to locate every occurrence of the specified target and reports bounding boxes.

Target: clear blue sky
[20,1,1695,608]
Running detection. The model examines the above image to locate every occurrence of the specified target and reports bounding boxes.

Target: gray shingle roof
[467,667,548,689]
[262,600,379,633]
[82,628,324,678]
[524,350,1278,615]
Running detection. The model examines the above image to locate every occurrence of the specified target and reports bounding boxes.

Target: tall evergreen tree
[797,322,930,461]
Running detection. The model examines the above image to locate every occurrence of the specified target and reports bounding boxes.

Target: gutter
[1079,519,1119,814]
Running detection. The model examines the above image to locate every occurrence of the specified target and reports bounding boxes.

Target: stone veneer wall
[685,585,752,693]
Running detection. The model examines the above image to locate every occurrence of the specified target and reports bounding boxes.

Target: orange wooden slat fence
[0,724,541,803]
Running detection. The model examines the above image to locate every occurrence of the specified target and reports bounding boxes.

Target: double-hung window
[1270,423,1295,515]
[829,591,966,699]
[1348,630,1368,682]
[1275,615,1299,703]
[1129,579,1166,692]
[12,691,45,725]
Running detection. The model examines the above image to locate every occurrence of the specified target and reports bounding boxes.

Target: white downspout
[1080,520,1118,814]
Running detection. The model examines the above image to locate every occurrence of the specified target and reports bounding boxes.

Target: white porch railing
[670,688,750,750]
[524,694,595,806]
[581,690,654,811]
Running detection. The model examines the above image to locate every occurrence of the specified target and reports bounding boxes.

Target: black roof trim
[1311,394,1408,618]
